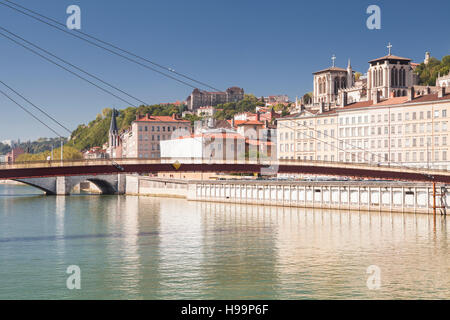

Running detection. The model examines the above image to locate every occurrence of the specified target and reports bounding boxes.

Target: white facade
[160,137,203,159]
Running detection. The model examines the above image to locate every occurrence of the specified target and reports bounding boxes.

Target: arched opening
[70,179,116,195]
[11,180,50,195]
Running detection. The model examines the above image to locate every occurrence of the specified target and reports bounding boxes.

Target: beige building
[277,87,450,169]
[120,114,191,159]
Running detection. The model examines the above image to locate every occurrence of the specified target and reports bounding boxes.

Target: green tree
[414,55,450,86]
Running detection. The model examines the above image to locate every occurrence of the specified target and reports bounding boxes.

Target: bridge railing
[1,157,449,177]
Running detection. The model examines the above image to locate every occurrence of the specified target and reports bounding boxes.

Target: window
[443,109,447,118]
[405,113,410,121]
[420,111,424,119]
[412,112,416,120]
[435,110,439,118]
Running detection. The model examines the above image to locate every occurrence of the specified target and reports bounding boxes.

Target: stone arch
[14,174,122,196]
[71,178,117,195]
[13,178,56,195]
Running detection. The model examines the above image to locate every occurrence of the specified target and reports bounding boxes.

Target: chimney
[231,118,235,128]
[256,111,261,122]
[438,86,445,98]
[407,87,415,101]
[172,113,177,120]
[340,91,348,107]
[264,119,269,128]
[372,91,380,104]
[426,86,431,95]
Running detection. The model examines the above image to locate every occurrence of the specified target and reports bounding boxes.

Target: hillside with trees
[213,94,272,120]
[0,138,68,156]
[415,55,450,86]
[15,145,82,162]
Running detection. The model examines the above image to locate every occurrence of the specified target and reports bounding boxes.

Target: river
[0,184,448,299]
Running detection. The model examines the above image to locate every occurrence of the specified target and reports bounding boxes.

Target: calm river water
[0,184,449,299]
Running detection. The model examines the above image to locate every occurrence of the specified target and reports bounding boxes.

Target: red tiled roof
[340,93,450,110]
[227,120,265,126]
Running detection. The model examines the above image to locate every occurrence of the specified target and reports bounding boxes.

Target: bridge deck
[1,158,450,183]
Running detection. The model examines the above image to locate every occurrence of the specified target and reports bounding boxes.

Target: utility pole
[60,137,63,166]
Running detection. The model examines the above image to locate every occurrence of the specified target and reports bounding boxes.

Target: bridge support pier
[56,176,70,195]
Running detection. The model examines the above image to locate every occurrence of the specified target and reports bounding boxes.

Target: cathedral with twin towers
[306,43,423,110]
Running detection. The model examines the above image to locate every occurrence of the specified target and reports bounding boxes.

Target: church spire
[109,108,118,134]
[347,58,351,69]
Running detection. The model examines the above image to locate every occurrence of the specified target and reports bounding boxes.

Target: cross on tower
[331,54,336,67]
[387,42,392,56]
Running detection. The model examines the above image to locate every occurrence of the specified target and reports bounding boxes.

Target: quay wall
[127,176,448,214]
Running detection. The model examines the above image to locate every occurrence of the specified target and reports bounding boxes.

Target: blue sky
[0,0,449,141]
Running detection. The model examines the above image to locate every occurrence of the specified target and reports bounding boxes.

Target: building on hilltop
[186,87,244,111]
[264,95,289,105]
[437,71,450,88]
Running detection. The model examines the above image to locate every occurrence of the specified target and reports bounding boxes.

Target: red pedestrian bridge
[1,158,450,183]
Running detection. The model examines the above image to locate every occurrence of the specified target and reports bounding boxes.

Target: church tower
[312,55,349,105]
[346,59,354,88]
[367,43,414,99]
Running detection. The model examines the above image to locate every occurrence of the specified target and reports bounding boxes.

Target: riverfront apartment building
[277,87,450,169]
[115,113,191,159]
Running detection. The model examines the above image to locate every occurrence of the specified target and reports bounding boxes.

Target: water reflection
[0,184,449,299]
